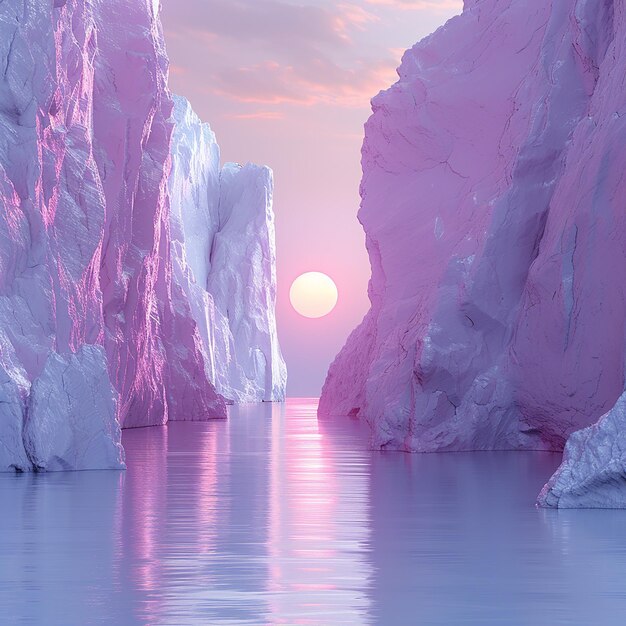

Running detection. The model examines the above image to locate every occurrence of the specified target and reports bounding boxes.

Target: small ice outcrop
[538,393,626,509]
[24,347,125,472]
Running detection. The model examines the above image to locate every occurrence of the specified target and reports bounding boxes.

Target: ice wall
[0,0,286,472]
[169,97,287,403]
[0,0,227,471]
[320,0,626,505]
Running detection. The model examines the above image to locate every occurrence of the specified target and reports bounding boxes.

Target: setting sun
[289,272,338,319]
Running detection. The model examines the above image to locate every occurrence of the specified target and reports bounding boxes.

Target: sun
[289,272,338,319]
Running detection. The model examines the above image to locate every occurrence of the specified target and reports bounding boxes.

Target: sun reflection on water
[268,399,371,624]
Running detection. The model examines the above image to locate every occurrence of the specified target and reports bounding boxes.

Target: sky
[161,0,462,397]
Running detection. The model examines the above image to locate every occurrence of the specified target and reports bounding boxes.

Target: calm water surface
[2,399,626,625]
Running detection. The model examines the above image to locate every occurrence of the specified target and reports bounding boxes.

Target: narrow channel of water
[1,399,625,624]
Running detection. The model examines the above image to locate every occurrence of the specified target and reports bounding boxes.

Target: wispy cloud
[364,0,462,9]
[212,58,397,107]
[162,0,462,120]
[163,0,396,113]
[223,111,285,121]
[164,0,377,53]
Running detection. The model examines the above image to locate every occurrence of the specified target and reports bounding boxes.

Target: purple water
[1,399,626,624]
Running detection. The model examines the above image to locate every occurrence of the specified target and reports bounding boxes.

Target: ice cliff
[0,0,284,472]
[169,97,286,404]
[319,0,626,506]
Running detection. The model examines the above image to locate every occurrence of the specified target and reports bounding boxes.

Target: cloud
[364,0,462,9]
[163,0,377,55]
[211,58,398,107]
[223,111,285,120]
[163,0,395,111]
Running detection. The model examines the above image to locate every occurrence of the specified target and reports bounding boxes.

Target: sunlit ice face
[289,272,338,319]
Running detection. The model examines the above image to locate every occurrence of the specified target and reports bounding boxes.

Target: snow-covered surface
[169,97,286,403]
[0,1,285,471]
[320,0,626,478]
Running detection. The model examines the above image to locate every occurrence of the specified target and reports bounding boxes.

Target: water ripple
[1,399,626,624]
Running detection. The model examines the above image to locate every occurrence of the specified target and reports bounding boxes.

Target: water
[1,399,626,625]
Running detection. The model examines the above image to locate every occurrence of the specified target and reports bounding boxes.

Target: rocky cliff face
[320,0,626,504]
[0,0,284,471]
[169,97,286,404]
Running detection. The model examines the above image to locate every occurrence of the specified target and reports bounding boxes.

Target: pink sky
[161,0,461,396]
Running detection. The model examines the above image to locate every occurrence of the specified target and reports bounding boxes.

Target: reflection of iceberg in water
[365,452,564,623]
[116,425,169,623]
[0,471,124,623]
[537,508,626,621]
[119,418,256,624]
[114,399,372,624]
